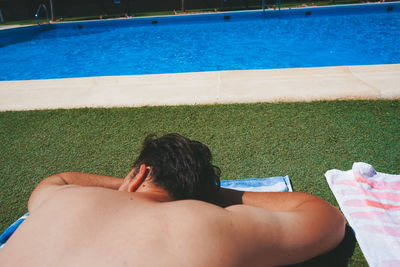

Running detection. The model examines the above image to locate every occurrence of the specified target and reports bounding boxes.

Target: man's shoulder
[164,199,230,213]
[159,199,231,226]
[162,199,228,214]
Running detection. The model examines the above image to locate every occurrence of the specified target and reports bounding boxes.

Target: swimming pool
[0,2,399,81]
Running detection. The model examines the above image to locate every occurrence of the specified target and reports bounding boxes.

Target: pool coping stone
[0,64,399,111]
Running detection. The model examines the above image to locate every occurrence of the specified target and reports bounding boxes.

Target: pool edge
[0,64,399,111]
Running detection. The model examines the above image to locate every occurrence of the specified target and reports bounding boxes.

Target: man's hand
[28,172,124,212]
[118,168,136,191]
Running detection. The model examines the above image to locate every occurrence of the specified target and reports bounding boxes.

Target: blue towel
[0,176,292,249]
[221,176,293,192]
[0,213,29,249]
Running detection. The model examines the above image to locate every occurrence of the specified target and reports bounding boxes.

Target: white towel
[325,162,400,267]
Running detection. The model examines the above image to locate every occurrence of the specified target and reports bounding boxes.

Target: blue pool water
[0,3,399,81]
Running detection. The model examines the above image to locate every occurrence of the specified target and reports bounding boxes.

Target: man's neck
[135,183,173,203]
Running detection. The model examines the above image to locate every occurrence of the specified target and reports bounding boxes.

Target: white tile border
[0,64,399,111]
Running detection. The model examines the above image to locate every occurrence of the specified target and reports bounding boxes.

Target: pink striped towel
[325,162,400,267]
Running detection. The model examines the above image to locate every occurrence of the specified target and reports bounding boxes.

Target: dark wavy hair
[133,133,221,201]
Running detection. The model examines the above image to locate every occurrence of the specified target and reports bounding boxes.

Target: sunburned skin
[1,187,247,267]
[0,167,345,267]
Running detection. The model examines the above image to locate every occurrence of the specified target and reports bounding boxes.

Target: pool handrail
[35,3,50,26]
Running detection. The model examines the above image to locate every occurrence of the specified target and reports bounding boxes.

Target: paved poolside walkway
[0,64,399,111]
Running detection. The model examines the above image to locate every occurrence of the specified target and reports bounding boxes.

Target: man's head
[130,133,221,201]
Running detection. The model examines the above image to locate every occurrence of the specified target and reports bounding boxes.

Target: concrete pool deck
[0,64,399,111]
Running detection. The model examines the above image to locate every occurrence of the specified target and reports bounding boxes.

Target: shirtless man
[0,133,345,266]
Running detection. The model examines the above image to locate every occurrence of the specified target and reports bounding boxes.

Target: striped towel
[0,176,292,249]
[326,162,400,267]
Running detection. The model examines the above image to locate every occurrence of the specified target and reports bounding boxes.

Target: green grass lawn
[1,100,399,265]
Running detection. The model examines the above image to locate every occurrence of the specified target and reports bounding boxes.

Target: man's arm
[215,188,346,266]
[28,172,124,212]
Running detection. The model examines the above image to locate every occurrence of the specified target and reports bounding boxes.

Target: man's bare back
[0,134,346,266]
[0,179,345,267]
[2,186,248,267]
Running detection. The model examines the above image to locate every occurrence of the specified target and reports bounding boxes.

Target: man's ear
[128,164,149,192]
